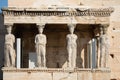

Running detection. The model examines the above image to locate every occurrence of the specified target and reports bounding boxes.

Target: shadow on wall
[111,79,117,80]
[111,79,120,80]
[0,13,6,80]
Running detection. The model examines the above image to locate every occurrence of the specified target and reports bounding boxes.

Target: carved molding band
[2,68,110,73]
[2,7,114,17]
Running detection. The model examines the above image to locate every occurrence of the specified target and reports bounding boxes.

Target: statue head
[103,26,108,35]
[93,26,100,36]
[37,25,45,34]
[6,25,12,34]
[38,27,43,34]
[100,24,109,35]
[68,24,76,34]
[100,26,103,35]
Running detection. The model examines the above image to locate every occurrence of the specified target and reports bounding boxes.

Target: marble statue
[66,24,78,68]
[100,26,109,68]
[4,25,16,67]
[35,25,47,67]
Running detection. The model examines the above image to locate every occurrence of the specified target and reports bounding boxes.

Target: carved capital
[99,24,109,28]
[5,24,13,34]
[36,23,46,34]
[67,24,76,28]
[5,24,13,28]
[36,23,45,29]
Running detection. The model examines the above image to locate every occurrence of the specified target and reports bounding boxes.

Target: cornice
[2,6,114,17]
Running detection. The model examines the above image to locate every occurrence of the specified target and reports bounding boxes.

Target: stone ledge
[2,68,111,80]
[2,67,111,73]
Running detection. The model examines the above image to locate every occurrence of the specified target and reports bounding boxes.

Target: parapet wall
[2,68,110,80]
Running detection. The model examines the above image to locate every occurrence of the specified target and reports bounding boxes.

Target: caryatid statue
[4,25,16,67]
[99,24,109,68]
[35,24,47,68]
[66,24,78,68]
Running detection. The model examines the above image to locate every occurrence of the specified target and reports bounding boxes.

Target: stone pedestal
[2,68,110,80]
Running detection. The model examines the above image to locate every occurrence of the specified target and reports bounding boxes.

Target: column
[66,24,78,68]
[92,38,97,68]
[35,24,47,68]
[96,36,100,68]
[99,24,109,68]
[4,24,16,67]
[87,40,92,68]
[16,38,21,69]
[93,27,100,68]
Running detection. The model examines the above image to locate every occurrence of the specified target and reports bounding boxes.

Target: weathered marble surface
[2,68,110,80]
[67,24,77,68]
[35,25,47,68]
[4,25,16,67]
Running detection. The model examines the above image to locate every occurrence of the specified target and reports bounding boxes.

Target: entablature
[2,6,114,25]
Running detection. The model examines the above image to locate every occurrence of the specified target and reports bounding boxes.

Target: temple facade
[0,0,120,80]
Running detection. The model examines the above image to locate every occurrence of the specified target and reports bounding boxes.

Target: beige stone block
[3,72,52,80]
[92,72,110,80]
[53,72,77,80]
[77,72,92,80]
[3,72,27,80]
[29,72,52,80]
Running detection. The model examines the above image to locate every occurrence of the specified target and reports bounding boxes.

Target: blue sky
[0,0,8,12]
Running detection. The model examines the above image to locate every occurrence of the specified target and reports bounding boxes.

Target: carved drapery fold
[4,24,16,68]
[35,24,47,68]
[99,24,109,68]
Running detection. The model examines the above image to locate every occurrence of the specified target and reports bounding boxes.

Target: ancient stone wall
[0,14,6,80]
